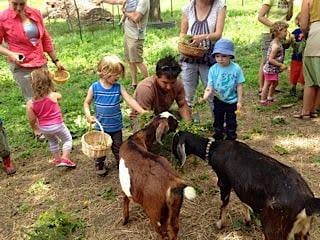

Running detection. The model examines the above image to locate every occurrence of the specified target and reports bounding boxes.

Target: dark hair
[155,55,181,80]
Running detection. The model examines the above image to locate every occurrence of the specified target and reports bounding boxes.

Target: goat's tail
[166,185,197,205]
[183,186,197,200]
[305,198,320,215]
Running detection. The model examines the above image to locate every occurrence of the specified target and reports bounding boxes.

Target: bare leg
[136,62,148,79]
[129,62,138,86]
[61,150,71,160]
[52,151,61,161]
[301,86,316,115]
[261,80,272,101]
[259,60,265,93]
[268,81,277,100]
[311,87,320,113]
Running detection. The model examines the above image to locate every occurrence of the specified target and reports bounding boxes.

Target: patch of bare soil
[0,89,319,240]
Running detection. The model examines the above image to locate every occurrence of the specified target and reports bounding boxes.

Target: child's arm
[237,84,243,110]
[201,86,213,102]
[26,100,37,131]
[49,91,62,102]
[83,87,96,123]
[268,43,287,71]
[120,86,147,114]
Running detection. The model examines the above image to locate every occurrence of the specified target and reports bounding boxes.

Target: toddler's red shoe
[3,156,16,175]
[57,158,76,168]
[260,100,269,106]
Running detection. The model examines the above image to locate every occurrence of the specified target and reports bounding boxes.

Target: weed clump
[24,209,85,240]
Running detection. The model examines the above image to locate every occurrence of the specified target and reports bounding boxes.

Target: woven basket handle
[94,120,105,134]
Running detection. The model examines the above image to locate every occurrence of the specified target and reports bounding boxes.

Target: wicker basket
[52,70,70,84]
[178,42,207,58]
[81,121,112,158]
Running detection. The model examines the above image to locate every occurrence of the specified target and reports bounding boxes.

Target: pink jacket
[0,6,54,68]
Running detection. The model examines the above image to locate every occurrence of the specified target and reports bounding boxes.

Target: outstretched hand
[55,61,65,70]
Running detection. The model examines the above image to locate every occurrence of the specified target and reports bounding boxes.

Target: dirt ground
[1,89,320,240]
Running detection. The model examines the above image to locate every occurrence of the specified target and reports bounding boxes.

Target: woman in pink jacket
[0,0,64,140]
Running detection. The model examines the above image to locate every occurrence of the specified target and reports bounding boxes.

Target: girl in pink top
[26,68,76,168]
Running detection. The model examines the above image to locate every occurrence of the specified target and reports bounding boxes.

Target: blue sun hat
[211,38,235,59]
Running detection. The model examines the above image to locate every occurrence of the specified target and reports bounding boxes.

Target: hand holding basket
[81,120,112,158]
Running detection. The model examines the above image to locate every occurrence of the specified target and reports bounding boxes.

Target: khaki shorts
[303,56,320,87]
[9,63,47,101]
[124,37,144,63]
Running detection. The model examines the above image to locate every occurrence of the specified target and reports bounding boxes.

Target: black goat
[171,131,320,240]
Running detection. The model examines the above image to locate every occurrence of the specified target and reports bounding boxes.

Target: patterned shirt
[263,40,284,74]
[182,0,225,49]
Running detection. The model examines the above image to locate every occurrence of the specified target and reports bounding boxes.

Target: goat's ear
[155,120,169,145]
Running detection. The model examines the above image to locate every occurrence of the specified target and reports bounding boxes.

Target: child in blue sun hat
[202,38,245,141]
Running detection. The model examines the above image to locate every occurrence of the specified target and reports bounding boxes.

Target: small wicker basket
[178,42,207,58]
[52,70,70,84]
[81,121,112,158]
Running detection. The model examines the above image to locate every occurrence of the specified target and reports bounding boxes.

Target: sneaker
[35,133,46,142]
[57,158,76,168]
[260,100,269,106]
[267,97,276,103]
[289,87,297,97]
[275,89,282,93]
[95,160,108,176]
[52,159,62,166]
[3,156,16,175]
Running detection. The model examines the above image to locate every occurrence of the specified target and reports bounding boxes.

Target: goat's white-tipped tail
[184,186,197,200]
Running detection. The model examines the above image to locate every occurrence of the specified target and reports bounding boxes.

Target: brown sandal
[293,113,311,119]
[310,112,318,118]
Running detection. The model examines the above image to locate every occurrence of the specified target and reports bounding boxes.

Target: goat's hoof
[122,219,129,225]
[215,220,224,230]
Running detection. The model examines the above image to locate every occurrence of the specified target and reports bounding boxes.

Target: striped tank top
[92,81,122,133]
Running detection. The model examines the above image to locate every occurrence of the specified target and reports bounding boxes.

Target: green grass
[24,209,85,240]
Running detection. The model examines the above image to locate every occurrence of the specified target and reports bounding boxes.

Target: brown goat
[119,112,196,240]
[172,131,320,240]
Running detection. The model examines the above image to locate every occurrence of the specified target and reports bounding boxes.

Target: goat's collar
[205,138,214,162]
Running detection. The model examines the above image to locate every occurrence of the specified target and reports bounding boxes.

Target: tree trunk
[149,0,161,22]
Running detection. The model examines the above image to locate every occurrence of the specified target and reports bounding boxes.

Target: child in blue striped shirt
[84,55,147,176]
